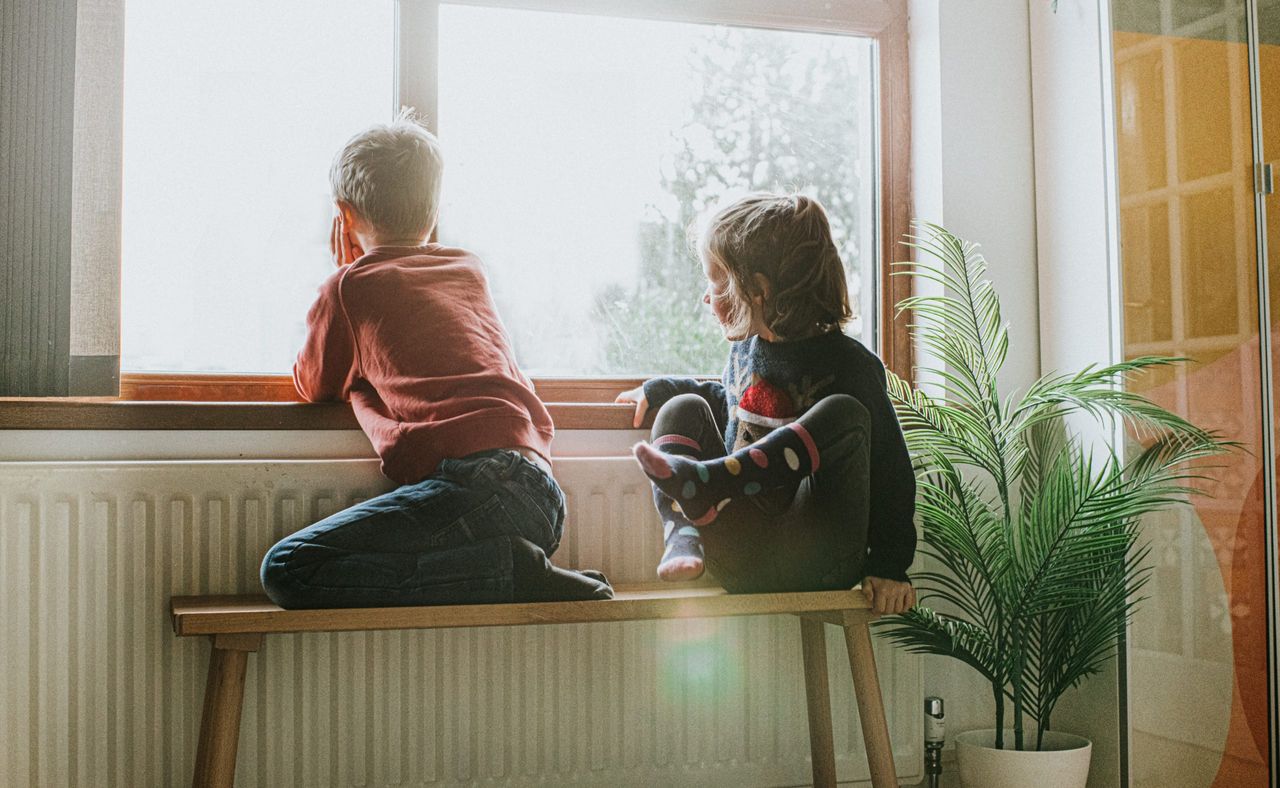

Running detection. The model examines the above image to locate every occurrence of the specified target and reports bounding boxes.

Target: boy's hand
[614,385,649,428]
[330,214,364,268]
[861,576,915,615]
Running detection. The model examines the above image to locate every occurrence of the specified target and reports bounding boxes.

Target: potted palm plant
[877,224,1230,788]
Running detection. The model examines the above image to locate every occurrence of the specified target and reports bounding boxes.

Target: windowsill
[115,373,651,405]
[0,372,656,431]
[0,398,643,431]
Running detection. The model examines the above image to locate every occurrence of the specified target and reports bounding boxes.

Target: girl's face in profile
[701,254,741,338]
[702,252,773,342]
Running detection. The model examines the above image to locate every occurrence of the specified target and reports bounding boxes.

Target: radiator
[0,457,921,787]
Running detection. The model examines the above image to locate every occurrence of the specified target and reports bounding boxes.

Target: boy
[260,112,612,609]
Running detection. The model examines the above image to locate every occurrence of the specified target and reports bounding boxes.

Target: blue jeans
[260,449,565,609]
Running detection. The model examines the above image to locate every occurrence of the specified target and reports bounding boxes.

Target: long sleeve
[862,465,917,581]
[642,376,729,435]
[293,273,358,402]
[856,366,918,582]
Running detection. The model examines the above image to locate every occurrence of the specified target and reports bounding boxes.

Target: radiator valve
[924,696,945,788]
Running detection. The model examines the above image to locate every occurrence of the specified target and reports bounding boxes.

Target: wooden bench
[170,585,898,788]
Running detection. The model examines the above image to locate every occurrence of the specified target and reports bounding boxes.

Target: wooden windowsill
[0,374,671,430]
[116,373,651,405]
[0,399,643,431]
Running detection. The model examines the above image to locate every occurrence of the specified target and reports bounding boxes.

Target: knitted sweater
[642,331,916,581]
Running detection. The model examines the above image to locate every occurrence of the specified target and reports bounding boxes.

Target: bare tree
[591,27,870,374]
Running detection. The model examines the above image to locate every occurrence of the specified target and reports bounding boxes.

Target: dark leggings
[650,392,871,593]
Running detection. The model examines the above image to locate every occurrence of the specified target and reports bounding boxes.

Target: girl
[617,193,916,615]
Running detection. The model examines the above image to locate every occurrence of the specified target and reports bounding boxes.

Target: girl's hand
[861,576,915,615]
[615,385,649,428]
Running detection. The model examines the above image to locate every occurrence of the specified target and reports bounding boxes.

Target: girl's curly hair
[699,192,853,341]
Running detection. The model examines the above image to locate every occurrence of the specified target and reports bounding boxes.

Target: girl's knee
[814,393,869,425]
[661,392,713,416]
[651,393,717,439]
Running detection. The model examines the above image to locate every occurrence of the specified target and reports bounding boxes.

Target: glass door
[1251,0,1280,779]
[1111,0,1273,785]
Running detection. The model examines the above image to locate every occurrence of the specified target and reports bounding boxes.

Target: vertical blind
[1,0,122,396]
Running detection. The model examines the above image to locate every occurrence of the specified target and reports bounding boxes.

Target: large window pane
[438,5,877,376]
[121,0,394,373]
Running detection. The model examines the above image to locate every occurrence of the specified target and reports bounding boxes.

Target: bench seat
[170,585,897,788]
[171,584,869,635]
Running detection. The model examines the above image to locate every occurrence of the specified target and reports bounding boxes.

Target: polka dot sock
[638,434,707,582]
[655,492,705,582]
[633,422,821,526]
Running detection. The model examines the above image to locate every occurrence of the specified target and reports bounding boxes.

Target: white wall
[920,0,1042,395]
[909,0,1047,768]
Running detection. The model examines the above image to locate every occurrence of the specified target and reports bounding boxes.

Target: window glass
[437,5,878,376]
[120,2,876,378]
[121,0,394,373]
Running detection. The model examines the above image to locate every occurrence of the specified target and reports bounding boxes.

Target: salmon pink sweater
[293,245,554,485]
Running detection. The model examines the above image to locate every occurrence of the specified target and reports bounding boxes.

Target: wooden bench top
[171,585,872,637]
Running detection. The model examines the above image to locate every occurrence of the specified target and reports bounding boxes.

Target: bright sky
[121,1,869,375]
[121,0,394,373]
[437,5,708,372]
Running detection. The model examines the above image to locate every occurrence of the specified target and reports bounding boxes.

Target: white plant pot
[955,729,1092,788]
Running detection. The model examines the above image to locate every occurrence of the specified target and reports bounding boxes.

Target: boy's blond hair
[699,192,853,341]
[330,109,443,240]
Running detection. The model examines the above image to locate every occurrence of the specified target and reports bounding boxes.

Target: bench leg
[800,617,838,788]
[841,612,897,788]
[193,634,262,788]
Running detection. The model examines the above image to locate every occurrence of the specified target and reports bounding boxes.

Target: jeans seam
[274,531,516,594]
[272,494,506,586]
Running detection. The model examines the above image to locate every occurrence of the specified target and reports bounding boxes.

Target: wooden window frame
[1,0,910,432]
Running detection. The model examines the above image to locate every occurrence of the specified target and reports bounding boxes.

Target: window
[113,0,910,406]
[121,0,395,374]
[437,6,877,376]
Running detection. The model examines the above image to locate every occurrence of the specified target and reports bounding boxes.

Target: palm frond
[1011,432,1221,621]
[876,607,1004,684]
[898,222,1017,518]
[1014,357,1225,447]
[1017,410,1070,503]
[898,221,1009,379]
[913,477,1010,632]
[888,369,1004,471]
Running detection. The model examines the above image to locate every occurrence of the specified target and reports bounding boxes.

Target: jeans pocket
[424,495,513,549]
[504,475,563,552]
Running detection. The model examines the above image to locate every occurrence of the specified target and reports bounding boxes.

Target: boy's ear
[338,201,371,238]
[336,201,357,225]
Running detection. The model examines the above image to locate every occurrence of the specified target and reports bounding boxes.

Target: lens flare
[657,619,740,704]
